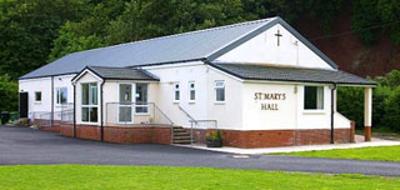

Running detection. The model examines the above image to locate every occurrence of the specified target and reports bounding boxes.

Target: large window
[34,91,42,103]
[215,80,225,102]
[119,84,132,123]
[135,83,148,114]
[174,83,180,102]
[188,81,195,102]
[56,87,68,105]
[81,83,98,123]
[304,86,324,110]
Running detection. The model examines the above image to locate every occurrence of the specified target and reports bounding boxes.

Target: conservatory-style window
[215,80,225,102]
[81,83,98,123]
[304,86,324,110]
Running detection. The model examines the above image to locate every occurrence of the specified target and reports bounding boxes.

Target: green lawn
[277,145,400,162]
[0,165,399,190]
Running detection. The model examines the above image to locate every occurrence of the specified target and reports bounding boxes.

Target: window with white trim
[174,83,180,102]
[188,81,195,102]
[56,87,68,105]
[304,86,324,110]
[34,91,42,103]
[81,83,98,123]
[215,80,225,102]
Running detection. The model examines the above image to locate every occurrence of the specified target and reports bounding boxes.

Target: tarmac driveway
[1,126,400,176]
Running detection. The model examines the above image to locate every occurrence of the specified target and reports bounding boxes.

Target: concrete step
[173,131,190,136]
[173,136,191,140]
[173,139,193,144]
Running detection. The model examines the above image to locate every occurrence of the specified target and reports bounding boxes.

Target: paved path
[1,126,400,176]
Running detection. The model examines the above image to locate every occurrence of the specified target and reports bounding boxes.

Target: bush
[382,87,400,132]
[337,69,400,131]
[0,75,18,112]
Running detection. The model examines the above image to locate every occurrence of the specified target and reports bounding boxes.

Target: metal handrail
[105,102,174,125]
[177,105,218,144]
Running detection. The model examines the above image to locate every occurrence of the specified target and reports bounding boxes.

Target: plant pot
[206,138,223,148]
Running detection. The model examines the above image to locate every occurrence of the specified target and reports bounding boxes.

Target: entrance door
[19,92,28,118]
[135,83,148,114]
[119,84,133,123]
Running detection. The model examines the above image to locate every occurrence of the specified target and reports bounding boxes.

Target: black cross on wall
[274,29,282,46]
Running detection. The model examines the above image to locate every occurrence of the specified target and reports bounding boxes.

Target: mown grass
[0,165,399,190]
[277,145,400,162]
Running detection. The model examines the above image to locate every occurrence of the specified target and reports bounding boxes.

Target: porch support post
[364,87,373,141]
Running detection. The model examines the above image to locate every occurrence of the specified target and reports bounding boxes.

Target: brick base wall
[192,128,354,148]
[60,124,171,144]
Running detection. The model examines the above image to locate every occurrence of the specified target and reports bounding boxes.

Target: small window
[304,86,324,110]
[215,80,225,102]
[174,83,180,102]
[189,81,195,102]
[34,92,42,103]
[56,87,68,105]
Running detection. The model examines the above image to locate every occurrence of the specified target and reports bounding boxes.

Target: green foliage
[338,69,400,131]
[352,0,400,45]
[0,0,90,79]
[0,75,18,112]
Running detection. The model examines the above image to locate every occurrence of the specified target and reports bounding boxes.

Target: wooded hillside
[1,0,399,79]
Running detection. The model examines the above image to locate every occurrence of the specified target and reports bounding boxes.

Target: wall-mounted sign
[254,92,286,111]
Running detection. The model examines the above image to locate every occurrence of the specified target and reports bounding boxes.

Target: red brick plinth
[364,126,372,142]
[192,128,354,148]
[60,124,171,144]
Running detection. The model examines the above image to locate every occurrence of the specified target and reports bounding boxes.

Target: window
[34,92,42,103]
[304,86,324,110]
[81,83,98,123]
[174,83,180,102]
[135,83,148,114]
[215,80,225,102]
[189,81,195,102]
[119,84,132,123]
[56,87,68,105]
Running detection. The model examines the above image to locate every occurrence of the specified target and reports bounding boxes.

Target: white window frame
[188,81,196,103]
[81,82,98,123]
[34,91,42,104]
[56,87,68,105]
[214,80,225,104]
[118,83,134,124]
[135,83,150,115]
[173,83,180,103]
[303,85,325,112]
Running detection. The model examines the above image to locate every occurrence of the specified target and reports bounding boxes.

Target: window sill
[34,102,42,105]
[303,110,326,115]
[135,113,150,116]
[214,101,226,105]
[188,101,195,104]
[173,101,180,104]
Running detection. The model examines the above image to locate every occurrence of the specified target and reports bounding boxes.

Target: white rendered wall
[19,77,52,117]
[19,74,75,120]
[214,23,335,70]
[241,82,350,130]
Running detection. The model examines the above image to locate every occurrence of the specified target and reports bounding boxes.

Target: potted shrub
[206,130,223,148]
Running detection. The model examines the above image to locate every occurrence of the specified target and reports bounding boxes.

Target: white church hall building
[19,17,375,148]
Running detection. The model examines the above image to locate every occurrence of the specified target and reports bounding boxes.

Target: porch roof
[85,66,159,81]
[211,63,376,86]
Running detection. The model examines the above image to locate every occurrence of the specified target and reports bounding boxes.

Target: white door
[118,84,133,123]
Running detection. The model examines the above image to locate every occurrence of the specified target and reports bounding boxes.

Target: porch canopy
[211,63,376,141]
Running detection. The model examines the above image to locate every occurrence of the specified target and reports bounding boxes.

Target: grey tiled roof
[211,64,376,85]
[20,18,275,79]
[87,66,158,81]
